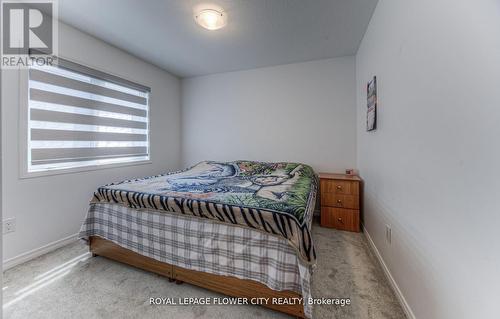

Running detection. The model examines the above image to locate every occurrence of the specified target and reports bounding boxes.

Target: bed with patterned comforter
[80,160,318,317]
[88,160,318,264]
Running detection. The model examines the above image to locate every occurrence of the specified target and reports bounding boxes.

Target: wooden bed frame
[90,236,305,318]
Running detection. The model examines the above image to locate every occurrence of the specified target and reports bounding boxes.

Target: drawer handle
[337,217,344,224]
[336,185,342,190]
[337,199,342,204]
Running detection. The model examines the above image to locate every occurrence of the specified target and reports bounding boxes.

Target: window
[25,59,150,175]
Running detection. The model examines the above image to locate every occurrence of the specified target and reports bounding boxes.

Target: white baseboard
[363,225,416,319]
[3,233,79,271]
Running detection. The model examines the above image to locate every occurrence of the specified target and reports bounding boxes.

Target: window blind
[27,59,150,172]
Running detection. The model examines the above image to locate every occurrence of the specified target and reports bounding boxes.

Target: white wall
[181,57,356,173]
[0,66,3,315]
[356,1,500,318]
[1,22,181,262]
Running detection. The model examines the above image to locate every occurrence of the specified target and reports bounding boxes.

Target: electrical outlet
[3,218,16,234]
[385,224,391,244]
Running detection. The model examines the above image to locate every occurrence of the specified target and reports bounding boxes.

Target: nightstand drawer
[321,194,359,209]
[321,207,360,232]
[320,180,359,195]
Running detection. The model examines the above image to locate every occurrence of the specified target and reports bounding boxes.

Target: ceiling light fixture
[195,9,227,31]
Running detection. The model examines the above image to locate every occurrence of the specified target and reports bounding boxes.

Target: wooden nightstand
[319,173,361,232]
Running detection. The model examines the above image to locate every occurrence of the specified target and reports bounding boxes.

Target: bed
[79,160,318,318]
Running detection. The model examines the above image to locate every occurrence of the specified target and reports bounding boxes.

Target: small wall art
[367,76,377,131]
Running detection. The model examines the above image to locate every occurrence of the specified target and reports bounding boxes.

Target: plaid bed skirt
[78,203,313,318]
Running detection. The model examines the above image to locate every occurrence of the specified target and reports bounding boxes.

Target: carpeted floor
[3,222,406,319]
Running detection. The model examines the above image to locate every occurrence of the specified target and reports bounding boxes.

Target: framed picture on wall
[367,76,377,131]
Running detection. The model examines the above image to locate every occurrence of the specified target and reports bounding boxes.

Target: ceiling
[56,0,378,78]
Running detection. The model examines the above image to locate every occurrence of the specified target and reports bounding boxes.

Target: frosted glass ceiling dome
[195,9,227,31]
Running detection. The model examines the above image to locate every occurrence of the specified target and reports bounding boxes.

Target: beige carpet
[3,222,406,319]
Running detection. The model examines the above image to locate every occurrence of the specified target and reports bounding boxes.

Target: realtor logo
[1,0,58,68]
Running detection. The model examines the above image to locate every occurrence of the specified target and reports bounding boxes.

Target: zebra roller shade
[28,60,150,172]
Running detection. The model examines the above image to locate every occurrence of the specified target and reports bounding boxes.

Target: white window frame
[19,57,152,179]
